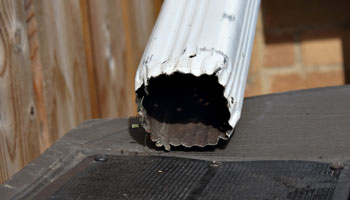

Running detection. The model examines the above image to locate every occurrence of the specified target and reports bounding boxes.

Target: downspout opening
[136,72,233,150]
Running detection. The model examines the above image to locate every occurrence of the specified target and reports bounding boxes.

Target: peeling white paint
[135,0,260,138]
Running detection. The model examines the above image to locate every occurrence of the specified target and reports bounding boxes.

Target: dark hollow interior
[137,72,232,133]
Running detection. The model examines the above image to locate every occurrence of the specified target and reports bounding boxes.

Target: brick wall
[245,0,350,96]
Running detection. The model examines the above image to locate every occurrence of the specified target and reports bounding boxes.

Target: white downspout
[135,0,261,150]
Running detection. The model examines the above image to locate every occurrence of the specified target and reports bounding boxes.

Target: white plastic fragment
[135,0,261,149]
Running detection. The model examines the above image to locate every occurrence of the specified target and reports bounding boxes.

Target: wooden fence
[0,0,162,183]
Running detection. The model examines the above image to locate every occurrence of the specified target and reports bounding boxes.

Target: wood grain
[26,0,94,144]
[0,0,41,183]
[79,0,100,119]
[0,0,162,183]
[23,0,50,152]
[88,0,159,117]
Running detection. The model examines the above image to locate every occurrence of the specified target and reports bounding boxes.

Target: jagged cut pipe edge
[135,50,236,140]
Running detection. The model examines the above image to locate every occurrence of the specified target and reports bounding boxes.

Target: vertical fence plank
[0,0,41,183]
[79,0,100,119]
[88,0,132,117]
[121,0,156,115]
[88,0,160,117]
[24,0,94,145]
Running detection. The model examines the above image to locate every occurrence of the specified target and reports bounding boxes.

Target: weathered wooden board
[0,0,41,183]
[24,0,95,146]
[0,0,162,184]
[88,0,158,117]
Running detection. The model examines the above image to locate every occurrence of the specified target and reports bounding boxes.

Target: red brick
[301,30,343,66]
[270,71,345,93]
[263,33,295,67]
[307,71,345,87]
[270,74,304,93]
